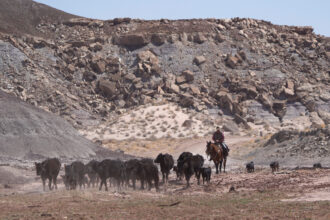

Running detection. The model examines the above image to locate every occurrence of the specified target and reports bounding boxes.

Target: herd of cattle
[34,152,212,191]
[37,150,318,191]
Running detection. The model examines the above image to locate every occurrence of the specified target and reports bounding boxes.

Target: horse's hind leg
[219,160,223,173]
[215,163,219,174]
[223,158,227,173]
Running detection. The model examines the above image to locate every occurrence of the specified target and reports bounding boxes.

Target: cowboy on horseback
[212,127,229,155]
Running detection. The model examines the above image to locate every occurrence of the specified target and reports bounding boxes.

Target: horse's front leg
[215,162,219,174]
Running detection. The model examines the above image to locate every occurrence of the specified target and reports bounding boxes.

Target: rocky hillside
[249,128,330,166]
[0,0,329,143]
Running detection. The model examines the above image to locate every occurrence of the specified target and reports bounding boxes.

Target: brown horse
[205,141,227,174]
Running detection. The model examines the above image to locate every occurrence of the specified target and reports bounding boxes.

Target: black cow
[173,165,181,180]
[125,159,140,190]
[191,154,204,185]
[178,152,193,163]
[270,161,279,173]
[177,153,204,186]
[313,163,322,169]
[96,159,126,191]
[246,161,254,173]
[35,158,61,191]
[64,161,86,190]
[85,160,100,187]
[177,152,193,181]
[139,159,159,191]
[154,153,174,183]
[201,167,212,184]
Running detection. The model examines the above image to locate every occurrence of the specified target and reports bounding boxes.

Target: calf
[246,161,254,173]
[96,159,126,191]
[35,158,61,191]
[85,160,100,188]
[173,165,181,180]
[64,161,86,190]
[201,167,212,184]
[154,153,174,183]
[313,163,322,169]
[270,161,279,173]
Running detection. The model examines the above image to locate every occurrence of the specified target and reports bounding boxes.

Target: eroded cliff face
[0,1,329,142]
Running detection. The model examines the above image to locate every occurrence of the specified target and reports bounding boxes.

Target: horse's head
[205,141,212,155]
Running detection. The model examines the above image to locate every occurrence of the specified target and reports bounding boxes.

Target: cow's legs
[147,179,152,191]
[165,172,169,183]
[140,179,145,190]
[42,178,46,191]
[53,176,58,190]
[99,178,105,191]
[162,172,165,183]
[196,171,201,185]
[132,178,136,190]
[48,177,52,190]
[185,174,191,187]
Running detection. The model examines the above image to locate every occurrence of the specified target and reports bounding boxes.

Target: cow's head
[61,175,70,190]
[154,153,163,163]
[64,164,71,175]
[35,162,44,176]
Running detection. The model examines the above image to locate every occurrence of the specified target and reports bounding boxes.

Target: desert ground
[1,135,329,220]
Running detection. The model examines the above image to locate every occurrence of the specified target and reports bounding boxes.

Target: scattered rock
[225,55,239,68]
[310,112,325,129]
[182,120,193,128]
[193,56,206,65]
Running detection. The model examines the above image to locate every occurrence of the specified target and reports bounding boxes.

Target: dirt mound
[0,90,98,160]
[0,0,77,37]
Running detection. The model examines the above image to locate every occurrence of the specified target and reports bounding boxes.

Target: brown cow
[35,158,61,191]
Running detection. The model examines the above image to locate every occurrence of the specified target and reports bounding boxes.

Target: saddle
[215,142,229,157]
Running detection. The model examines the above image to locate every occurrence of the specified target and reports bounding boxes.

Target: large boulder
[272,100,287,119]
[182,70,194,82]
[151,33,166,46]
[180,95,194,107]
[83,71,97,82]
[193,33,207,44]
[318,110,330,124]
[136,50,161,76]
[97,79,117,99]
[115,34,148,48]
[91,60,106,74]
[225,55,240,68]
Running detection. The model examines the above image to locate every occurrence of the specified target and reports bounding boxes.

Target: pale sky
[35,0,330,36]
